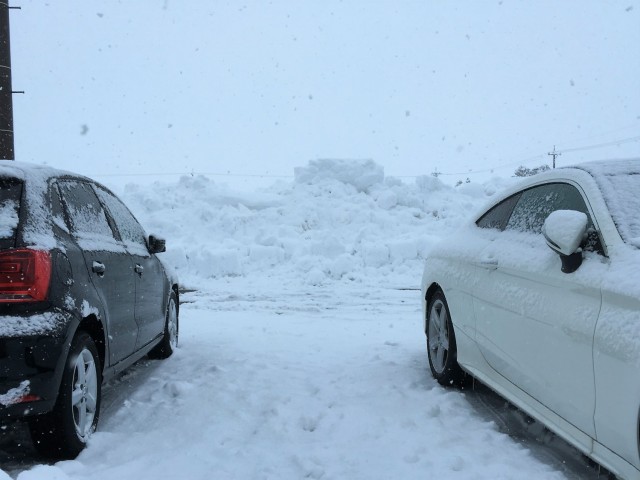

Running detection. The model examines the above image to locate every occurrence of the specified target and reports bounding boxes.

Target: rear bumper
[0,309,74,420]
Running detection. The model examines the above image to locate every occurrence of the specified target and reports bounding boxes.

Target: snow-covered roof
[570,158,640,176]
[572,159,640,248]
[0,160,87,182]
[0,161,90,249]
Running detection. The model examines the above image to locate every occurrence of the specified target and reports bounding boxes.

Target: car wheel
[149,291,178,359]
[426,290,465,386]
[29,331,101,459]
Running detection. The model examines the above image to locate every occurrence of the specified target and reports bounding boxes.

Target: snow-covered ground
[0,161,608,478]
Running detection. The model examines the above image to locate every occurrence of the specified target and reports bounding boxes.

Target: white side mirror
[543,210,588,256]
[543,210,588,273]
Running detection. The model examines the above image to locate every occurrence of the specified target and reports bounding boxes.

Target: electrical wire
[434,154,546,176]
[555,121,640,148]
[88,131,640,180]
[434,133,640,177]
[90,171,293,179]
[556,135,640,154]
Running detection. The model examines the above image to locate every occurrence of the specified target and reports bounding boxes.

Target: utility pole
[548,145,561,169]
[0,1,16,160]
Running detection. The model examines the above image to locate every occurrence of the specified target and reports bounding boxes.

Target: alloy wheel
[71,348,98,439]
[428,299,450,374]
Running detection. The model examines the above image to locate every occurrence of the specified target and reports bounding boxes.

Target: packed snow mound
[121,160,514,289]
[294,159,384,192]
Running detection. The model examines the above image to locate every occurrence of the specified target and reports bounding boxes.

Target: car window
[480,182,604,255]
[506,183,590,234]
[57,180,118,247]
[590,171,640,248]
[94,186,149,255]
[0,178,22,249]
[476,193,521,230]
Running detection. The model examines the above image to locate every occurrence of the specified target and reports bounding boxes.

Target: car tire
[426,290,465,386]
[148,291,178,359]
[29,331,101,459]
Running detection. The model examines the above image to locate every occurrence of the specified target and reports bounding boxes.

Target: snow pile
[120,160,513,288]
[0,163,603,480]
[294,159,384,192]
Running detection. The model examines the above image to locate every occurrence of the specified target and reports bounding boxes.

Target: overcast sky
[9,0,640,190]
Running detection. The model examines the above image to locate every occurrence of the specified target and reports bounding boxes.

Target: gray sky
[10,0,640,190]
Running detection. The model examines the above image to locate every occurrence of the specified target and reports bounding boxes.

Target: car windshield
[586,162,640,248]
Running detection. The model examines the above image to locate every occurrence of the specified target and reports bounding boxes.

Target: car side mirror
[543,210,588,274]
[148,234,166,254]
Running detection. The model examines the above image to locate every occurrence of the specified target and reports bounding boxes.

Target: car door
[593,277,640,471]
[472,182,606,439]
[57,180,138,365]
[93,186,167,349]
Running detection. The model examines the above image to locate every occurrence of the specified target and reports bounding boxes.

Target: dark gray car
[0,161,178,458]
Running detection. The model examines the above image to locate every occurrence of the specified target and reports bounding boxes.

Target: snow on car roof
[0,160,84,181]
[572,159,640,248]
[0,161,91,249]
[570,158,640,176]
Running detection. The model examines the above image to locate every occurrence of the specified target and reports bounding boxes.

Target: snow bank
[294,159,384,192]
[1,163,601,480]
[121,160,507,288]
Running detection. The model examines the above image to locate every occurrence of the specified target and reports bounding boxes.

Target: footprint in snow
[300,415,321,432]
[162,381,193,398]
[304,467,325,479]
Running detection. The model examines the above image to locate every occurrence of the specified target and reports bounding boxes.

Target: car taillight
[0,249,51,303]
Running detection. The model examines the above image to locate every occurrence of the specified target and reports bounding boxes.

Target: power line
[90,171,293,179]
[430,133,640,177]
[556,134,640,154]
[433,154,546,176]
[88,132,640,181]
[556,121,640,148]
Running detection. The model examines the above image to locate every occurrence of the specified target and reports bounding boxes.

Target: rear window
[593,172,640,248]
[576,161,640,248]
[0,178,23,249]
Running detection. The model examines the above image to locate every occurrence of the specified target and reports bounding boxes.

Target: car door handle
[92,261,106,275]
[478,259,498,270]
[135,264,144,275]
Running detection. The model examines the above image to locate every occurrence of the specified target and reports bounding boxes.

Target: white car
[421,159,640,480]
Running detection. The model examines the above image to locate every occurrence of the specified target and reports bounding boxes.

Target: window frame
[92,184,150,254]
[476,192,522,231]
[476,180,606,256]
[55,179,120,243]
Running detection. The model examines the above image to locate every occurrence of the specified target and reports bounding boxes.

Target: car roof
[481,158,640,209]
[0,160,89,183]
[567,158,640,177]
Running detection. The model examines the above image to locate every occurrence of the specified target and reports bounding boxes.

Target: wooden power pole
[0,2,15,160]
[548,145,561,169]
